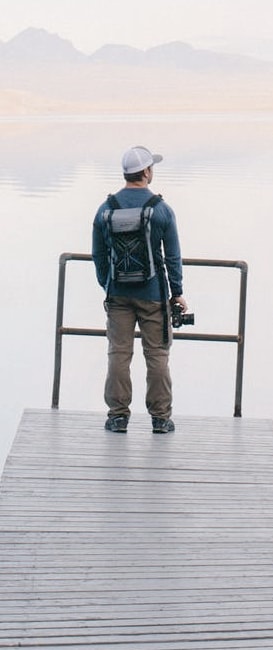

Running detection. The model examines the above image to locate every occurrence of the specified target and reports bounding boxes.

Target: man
[92,145,187,434]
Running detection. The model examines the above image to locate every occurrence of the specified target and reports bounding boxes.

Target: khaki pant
[104,296,173,419]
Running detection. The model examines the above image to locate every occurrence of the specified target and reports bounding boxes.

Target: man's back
[92,187,183,301]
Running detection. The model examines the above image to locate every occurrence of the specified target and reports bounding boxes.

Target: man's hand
[170,295,188,312]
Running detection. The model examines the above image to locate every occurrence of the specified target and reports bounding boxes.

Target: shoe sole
[105,426,127,433]
[153,426,175,434]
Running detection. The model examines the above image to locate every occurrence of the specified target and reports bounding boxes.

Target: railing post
[233,261,248,417]
[51,254,69,409]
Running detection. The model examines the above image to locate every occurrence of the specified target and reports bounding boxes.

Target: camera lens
[182,313,195,326]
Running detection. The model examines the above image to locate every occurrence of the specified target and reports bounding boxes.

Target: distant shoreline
[1,110,273,124]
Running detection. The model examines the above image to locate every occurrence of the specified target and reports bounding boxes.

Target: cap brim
[152,154,163,165]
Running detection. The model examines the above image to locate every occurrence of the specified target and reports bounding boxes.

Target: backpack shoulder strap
[142,193,163,210]
[106,194,121,210]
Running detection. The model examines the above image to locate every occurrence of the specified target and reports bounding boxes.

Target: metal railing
[51,254,248,416]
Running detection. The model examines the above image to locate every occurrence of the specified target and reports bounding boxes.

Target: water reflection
[1,115,273,195]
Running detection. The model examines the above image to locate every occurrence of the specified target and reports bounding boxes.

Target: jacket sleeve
[92,211,109,290]
[162,206,183,297]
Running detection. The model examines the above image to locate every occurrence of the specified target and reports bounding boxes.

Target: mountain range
[1,27,273,72]
[0,28,273,115]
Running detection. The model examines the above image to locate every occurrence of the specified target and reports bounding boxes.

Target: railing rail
[51,253,248,416]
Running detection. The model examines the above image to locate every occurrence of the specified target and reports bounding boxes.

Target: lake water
[1,113,273,474]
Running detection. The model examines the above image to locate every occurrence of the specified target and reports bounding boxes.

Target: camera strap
[157,264,169,345]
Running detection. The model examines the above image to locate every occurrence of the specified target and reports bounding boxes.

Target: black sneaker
[152,417,175,434]
[105,416,128,433]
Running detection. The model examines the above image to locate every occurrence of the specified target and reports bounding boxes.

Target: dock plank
[0,409,273,648]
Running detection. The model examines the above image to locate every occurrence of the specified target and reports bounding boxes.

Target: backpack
[103,194,162,285]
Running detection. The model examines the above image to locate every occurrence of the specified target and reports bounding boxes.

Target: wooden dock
[0,409,273,649]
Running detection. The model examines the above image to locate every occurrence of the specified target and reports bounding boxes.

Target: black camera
[171,303,195,328]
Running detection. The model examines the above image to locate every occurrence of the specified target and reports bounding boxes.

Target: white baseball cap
[122,145,163,174]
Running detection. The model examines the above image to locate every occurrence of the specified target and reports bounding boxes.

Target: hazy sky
[0,0,273,54]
